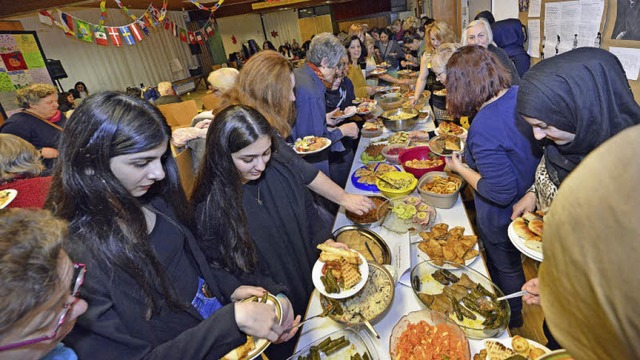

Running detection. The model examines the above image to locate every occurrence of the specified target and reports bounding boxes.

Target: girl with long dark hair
[192,104,346,358]
[46,92,296,359]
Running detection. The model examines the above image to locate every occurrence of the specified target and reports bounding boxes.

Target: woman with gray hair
[291,32,358,180]
[462,19,520,84]
[430,43,462,85]
[0,134,52,208]
[0,84,62,167]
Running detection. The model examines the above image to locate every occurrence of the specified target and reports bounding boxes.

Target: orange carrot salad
[394,321,467,360]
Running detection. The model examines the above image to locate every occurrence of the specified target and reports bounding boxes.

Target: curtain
[18,7,195,92]
[262,10,303,48]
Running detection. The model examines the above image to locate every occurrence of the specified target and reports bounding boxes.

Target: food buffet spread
[291,108,545,359]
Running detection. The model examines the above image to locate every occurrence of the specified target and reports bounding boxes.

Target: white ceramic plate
[312,252,369,299]
[428,135,466,157]
[434,126,468,139]
[293,137,332,155]
[371,68,387,75]
[508,222,544,262]
[332,109,357,119]
[0,189,18,209]
[471,337,551,359]
[221,293,282,360]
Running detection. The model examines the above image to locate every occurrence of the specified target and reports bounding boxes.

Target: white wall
[15,7,194,92]
[216,13,264,55]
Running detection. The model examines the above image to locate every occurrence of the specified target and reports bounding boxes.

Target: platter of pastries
[508,211,545,262]
[473,336,551,360]
[417,223,480,268]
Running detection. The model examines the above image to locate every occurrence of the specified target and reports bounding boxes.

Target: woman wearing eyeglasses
[0,208,88,360]
[45,92,298,359]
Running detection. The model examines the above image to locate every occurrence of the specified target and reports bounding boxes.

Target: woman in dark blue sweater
[444,46,541,328]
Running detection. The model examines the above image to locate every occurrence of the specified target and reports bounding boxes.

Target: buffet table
[294,117,510,358]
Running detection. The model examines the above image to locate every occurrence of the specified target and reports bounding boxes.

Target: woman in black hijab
[512,47,640,217]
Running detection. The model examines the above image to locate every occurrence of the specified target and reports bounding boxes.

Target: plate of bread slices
[312,244,369,299]
[508,211,545,262]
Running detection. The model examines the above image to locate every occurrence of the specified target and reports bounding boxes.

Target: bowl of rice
[319,262,395,325]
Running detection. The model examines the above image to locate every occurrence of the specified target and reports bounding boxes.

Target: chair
[200,93,224,111]
[157,100,199,128]
[172,146,195,198]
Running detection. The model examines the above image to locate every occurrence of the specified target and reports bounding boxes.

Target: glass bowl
[410,260,510,339]
[344,195,390,226]
[377,195,437,234]
[288,326,378,360]
[381,144,408,165]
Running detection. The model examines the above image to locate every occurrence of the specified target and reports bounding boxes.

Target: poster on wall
[0,31,52,118]
[612,0,640,40]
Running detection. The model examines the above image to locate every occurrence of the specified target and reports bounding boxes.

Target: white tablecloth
[294,118,509,359]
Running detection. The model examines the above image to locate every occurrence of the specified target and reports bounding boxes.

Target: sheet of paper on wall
[528,0,541,18]
[527,19,541,58]
[578,0,605,48]
[609,47,640,81]
[559,1,579,54]
[544,2,561,58]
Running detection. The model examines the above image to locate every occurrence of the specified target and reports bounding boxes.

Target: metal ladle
[475,290,530,311]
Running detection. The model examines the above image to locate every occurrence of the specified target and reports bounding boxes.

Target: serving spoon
[475,290,530,311]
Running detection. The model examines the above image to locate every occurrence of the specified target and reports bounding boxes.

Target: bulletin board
[0,31,53,119]
[519,0,640,102]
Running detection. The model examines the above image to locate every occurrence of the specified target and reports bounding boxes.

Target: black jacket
[64,198,269,360]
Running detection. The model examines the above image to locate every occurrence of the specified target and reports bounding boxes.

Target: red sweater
[0,176,52,208]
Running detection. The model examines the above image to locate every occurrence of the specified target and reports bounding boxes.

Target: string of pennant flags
[37,0,224,48]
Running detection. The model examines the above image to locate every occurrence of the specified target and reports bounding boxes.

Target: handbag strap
[24,110,64,132]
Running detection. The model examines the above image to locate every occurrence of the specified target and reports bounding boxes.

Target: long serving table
[294,114,510,359]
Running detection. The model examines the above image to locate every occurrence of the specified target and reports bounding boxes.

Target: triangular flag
[188,31,196,45]
[179,28,187,42]
[107,26,122,47]
[38,11,53,26]
[75,18,93,42]
[196,32,204,45]
[163,19,171,30]
[119,26,135,45]
[59,12,75,36]
[94,26,109,46]
[172,22,178,37]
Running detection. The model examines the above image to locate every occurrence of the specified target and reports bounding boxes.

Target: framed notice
[0,31,52,118]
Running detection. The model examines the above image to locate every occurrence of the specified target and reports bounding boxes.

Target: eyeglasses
[0,263,86,352]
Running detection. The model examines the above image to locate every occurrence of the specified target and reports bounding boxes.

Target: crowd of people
[1,10,639,360]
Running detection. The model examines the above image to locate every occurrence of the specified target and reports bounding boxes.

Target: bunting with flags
[107,26,122,47]
[94,26,109,46]
[130,24,144,42]
[42,0,220,48]
[76,18,93,42]
[59,12,76,36]
[120,26,135,45]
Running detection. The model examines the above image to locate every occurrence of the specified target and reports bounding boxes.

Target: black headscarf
[517,47,640,186]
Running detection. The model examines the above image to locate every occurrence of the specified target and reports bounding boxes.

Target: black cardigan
[64,198,281,360]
